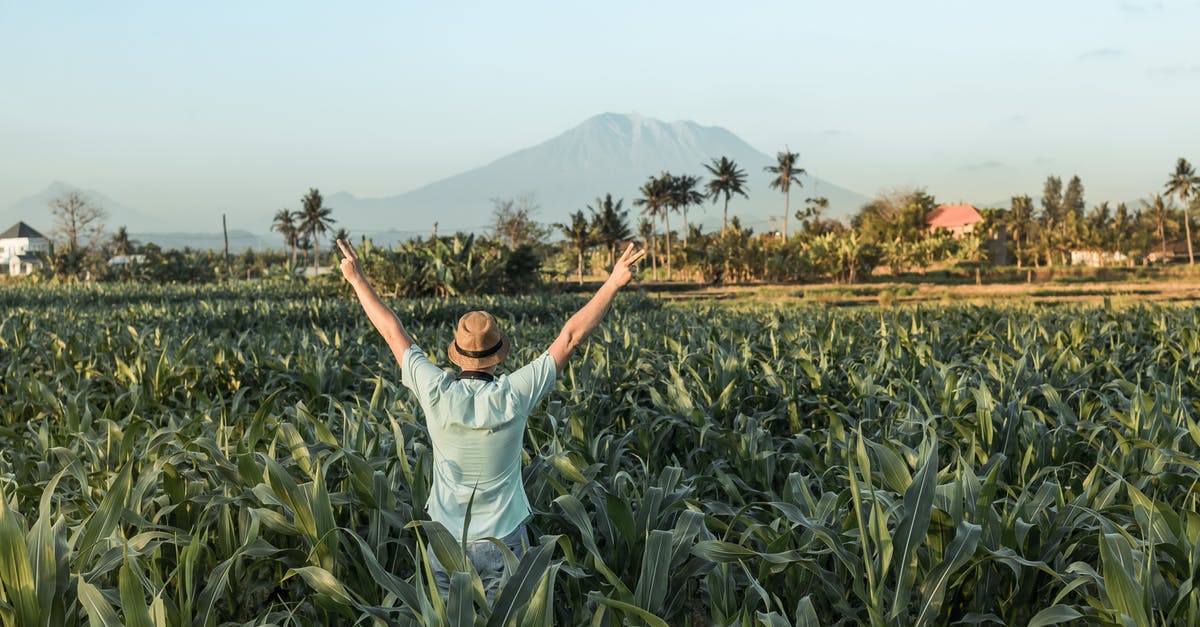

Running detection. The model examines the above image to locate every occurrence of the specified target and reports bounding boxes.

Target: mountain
[0,183,273,251]
[0,181,171,234]
[332,113,870,241]
[6,115,873,250]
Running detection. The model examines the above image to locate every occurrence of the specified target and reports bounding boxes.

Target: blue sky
[2,1,1197,226]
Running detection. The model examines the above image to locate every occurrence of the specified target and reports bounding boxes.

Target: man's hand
[336,238,414,361]
[548,242,646,373]
[606,243,647,289]
[337,239,366,287]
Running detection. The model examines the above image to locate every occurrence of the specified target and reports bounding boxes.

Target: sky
[2,1,1198,229]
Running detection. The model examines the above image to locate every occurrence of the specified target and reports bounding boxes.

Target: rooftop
[926,204,983,228]
[0,222,48,240]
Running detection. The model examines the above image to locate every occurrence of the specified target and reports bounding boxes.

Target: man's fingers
[337,239,356,260]
[619,242,635,261]
[629,249,646,264]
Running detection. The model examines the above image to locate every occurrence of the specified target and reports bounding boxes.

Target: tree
[1061,175,1086,256]
[110,226,138,256]
[587,194,631,266]
[49,190,107,254]
[330,227,350,250]
[556,210,593,284]
[298,188,335,274]
[796,196,830,237]
[271,209,300,267]
[764,149,805,239]
[670,173,705,249]
[1039,176,1064,266]
[1110,202,1131,257]
[1142,194,1172,258]
[637,217,657,279]
[1009,195,1035,268]
[491,194,548,249]
[852,188,936,244]
[1165,157,1200,264]
[633,173,673,279]
[703,157,748,233]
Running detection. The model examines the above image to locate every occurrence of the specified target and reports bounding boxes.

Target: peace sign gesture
[606,242,647,288]
[336,239,366,287]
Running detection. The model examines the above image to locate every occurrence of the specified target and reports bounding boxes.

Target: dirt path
[641,279,1200,307]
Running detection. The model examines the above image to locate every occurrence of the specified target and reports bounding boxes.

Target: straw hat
[447,311,509,369]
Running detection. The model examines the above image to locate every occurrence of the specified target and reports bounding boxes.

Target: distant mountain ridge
[0,181,170,235]
[331,113,871,240]
[5,114,874,250]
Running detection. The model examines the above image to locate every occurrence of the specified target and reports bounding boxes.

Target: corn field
[1,283,1199,626]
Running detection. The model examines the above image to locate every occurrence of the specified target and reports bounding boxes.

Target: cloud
[820,129,843,137]
[1078,47,1126,61]
[958,160,1009,173]
[1120,1,1165,14]
[1148,64,1200,76]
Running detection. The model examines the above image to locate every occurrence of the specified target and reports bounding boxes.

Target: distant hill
[6,115,873,250]
[0,181,170,234]
[131,230,272,252]
[331,113,870,239]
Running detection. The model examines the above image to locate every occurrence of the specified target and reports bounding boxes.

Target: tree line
[17,156,1200,288]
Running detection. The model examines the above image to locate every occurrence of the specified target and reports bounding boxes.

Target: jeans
[429,524,529,606]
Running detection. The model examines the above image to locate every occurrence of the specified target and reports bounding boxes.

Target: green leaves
[890,440,939,620]
[3,285,1200,625]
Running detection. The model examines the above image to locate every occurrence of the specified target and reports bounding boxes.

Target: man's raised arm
[337,239,414,365]
[548,243,646,374]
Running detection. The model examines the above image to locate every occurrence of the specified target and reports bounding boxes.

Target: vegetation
[2,284,1199,625]
[15,157,1200,291]
[587,194,631,267]
[299,189,336,275]
[765,149,805,240]
[703,157,749,234]
[1164,158,1199,264]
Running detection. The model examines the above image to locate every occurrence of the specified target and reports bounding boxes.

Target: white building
[0,222,50,276]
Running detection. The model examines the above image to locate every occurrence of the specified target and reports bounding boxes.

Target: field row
[1,284,1198,625]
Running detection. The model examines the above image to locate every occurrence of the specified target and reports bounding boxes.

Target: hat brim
[447,331,510,369]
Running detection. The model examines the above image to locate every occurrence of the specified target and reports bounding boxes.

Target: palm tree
[271,209,299,267]
[330,227,350,250]
[1142,194,1172,258]
[637,217,657,280]
[1009,195,1035,268]
[298,188,335,274]
[634,173,673,279]
[556,210,593,284]
[765,149,805,239]
[670,174,705,249]
[703,157,748,233]
[1165,157,1200,264]
[110,226,135,256]
[587,194,631,266]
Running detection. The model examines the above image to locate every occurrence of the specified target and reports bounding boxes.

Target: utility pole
[222,214,230,262]
[432,221,438,239]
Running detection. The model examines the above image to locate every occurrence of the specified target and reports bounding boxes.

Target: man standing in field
[335,238,645,603]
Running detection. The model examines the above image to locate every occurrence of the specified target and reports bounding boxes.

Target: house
[0,222,50,276]
[1069,249,1129,267]
[926,204,983,237]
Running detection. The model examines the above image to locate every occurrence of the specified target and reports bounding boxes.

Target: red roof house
[925,204,983,237]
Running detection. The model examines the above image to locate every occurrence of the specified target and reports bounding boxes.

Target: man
[335,238,645,603]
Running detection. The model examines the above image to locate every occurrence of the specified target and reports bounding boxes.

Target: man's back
[402,346,558,541]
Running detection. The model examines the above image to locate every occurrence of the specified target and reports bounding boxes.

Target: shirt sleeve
[505,351,559,412]
[401,345,448,409]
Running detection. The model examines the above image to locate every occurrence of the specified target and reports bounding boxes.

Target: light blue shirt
[401,345,558,541]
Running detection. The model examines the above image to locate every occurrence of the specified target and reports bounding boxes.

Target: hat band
[453,339,503,359]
